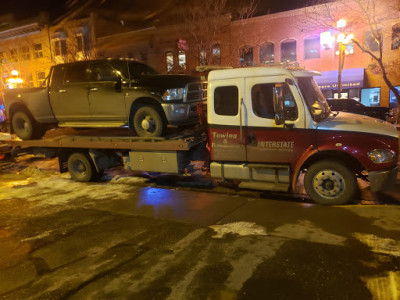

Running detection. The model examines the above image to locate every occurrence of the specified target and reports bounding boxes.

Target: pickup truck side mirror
[273,84,285,125]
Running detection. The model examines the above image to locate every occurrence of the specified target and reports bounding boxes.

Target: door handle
[89,87,98,91]
[58,89,66,93]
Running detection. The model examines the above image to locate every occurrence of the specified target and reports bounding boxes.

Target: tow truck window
[214,86,238,116]
[252,83,298,120]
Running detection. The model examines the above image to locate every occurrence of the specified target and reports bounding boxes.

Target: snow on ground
[0,156,150,207]
[210,222,268,238]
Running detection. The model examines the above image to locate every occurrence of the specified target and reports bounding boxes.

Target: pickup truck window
[65,63,90,83]
[91,62,118,81]
[214,86,238,116]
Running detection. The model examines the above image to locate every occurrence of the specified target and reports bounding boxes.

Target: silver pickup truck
[3,59,205,140]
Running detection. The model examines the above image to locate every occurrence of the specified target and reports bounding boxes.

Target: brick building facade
[1,0,399,107]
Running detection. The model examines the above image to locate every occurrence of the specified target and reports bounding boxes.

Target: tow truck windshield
[297,77,331,122]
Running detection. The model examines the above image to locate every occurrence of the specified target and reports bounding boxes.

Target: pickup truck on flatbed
[3,59,205,140]
[1,66,398,205]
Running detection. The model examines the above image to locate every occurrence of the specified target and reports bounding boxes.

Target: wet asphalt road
[0,157,399,299]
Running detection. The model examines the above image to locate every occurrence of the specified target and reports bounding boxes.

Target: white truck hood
[317,112,398,138]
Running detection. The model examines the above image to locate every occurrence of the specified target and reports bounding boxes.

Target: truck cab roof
[208,66,320,81]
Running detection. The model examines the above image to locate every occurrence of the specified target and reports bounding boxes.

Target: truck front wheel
[304,160,358,205]
[11,110,43,140]
[68,152,100,182]
[132,105,166,137]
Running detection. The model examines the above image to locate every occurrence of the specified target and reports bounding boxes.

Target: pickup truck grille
[185,81,207,102]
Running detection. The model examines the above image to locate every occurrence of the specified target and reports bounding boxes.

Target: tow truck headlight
[162,88,185,101]
[367,149,396,164]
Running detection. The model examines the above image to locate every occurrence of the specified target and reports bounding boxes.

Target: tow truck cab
[207,67,398,205]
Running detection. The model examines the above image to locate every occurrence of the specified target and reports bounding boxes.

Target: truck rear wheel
[11,110,43,140]
[68,152,100,182]
[132,105,166,137]
[304,160,358,205]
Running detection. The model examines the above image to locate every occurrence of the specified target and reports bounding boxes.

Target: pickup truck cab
[3,59,205,140]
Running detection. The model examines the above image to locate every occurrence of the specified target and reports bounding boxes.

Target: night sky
[4,0,314,22]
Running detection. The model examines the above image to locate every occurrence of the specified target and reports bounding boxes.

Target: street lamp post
[336,19,354,96]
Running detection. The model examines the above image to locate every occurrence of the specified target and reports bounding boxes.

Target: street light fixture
[336,19,354,96]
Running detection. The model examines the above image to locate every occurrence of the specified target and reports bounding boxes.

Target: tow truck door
[243,76,313,164]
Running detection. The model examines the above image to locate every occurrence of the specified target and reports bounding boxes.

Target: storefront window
[281,39,296,62]
[361,87,381,107]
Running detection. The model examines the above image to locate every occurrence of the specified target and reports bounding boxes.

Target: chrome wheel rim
[312,169,345,199]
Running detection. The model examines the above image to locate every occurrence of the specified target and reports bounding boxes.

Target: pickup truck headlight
[368,149,396,164]
[162,88,186,101]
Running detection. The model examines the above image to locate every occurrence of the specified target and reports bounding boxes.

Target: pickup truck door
[87,61,126,121]
[49,63,91,122]
[243,76,314,165]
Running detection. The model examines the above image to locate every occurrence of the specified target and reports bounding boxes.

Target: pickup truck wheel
[68,152,99,182]
[11,110,43,140]
[133,105,165,137]
[304,160,358,205]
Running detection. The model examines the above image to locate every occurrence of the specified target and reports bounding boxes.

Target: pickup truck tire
[68,152,100,182]
[11,110,43,140]
[132,105,165,137]
[304,160,358,205]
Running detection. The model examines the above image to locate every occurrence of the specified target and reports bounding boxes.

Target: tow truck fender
[291,145,318,190]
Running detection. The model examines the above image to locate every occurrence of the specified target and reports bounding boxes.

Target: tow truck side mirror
[273,84,285,126]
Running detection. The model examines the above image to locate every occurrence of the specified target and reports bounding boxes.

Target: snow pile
[210,222,268,238]
[354,233,400,257]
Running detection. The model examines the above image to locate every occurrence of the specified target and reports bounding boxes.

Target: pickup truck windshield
[297,77,331,122]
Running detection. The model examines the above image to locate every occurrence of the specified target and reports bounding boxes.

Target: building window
[304,36,320,59]
[259,42,274,64]
[178,50,186,70]
[364,30,381,51]
[166,51,173,72]
[10,49,17,62]
[281,39,296,62]
[212,44,221,65]
[199,50,207,65]
[392,23,400,50]
[239,46,253,67]
[21,46,30,60]
[0,51,5,63]
[33,43,43,58]
[53,39,67,57]
[75,33,84,52]
[37,71,46,86]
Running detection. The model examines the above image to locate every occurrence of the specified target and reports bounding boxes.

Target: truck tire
[304,160,358,205]
[11,110,43,140]
[132,105,166,137]
[68,152,100,182]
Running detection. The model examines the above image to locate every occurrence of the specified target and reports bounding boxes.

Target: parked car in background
[326,98,397,124]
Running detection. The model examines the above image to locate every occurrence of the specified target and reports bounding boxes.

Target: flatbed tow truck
[1,66,399,205]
